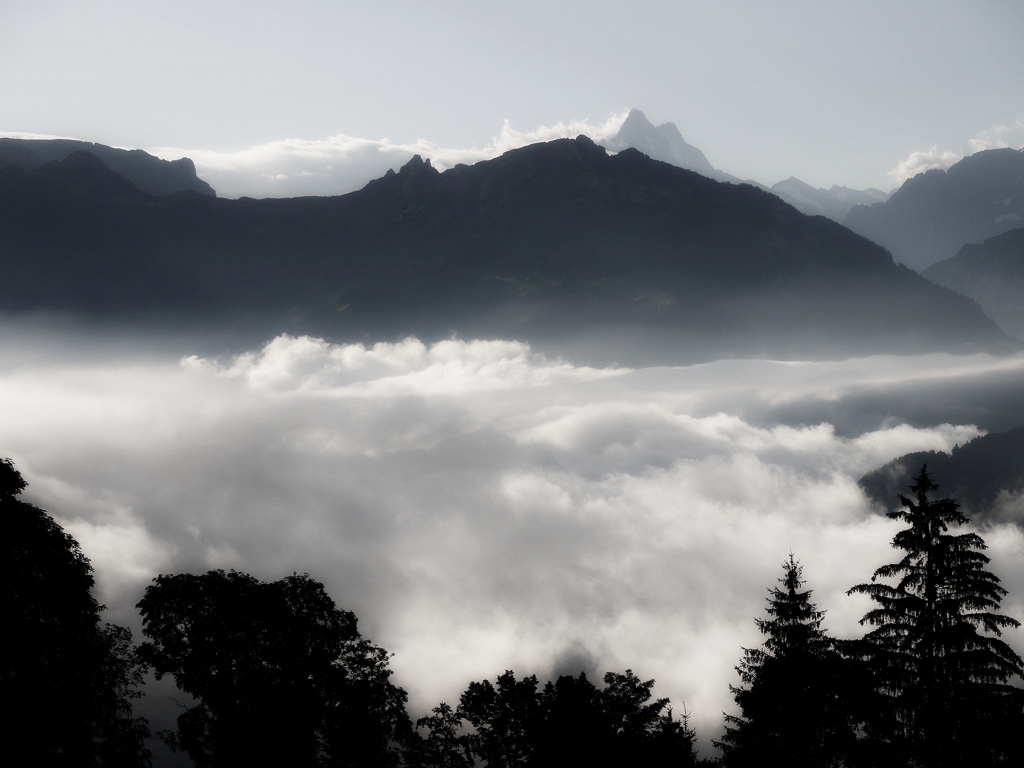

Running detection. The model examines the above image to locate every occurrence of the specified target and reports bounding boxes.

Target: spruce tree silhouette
[717,555,862,768]
[136,569,411,768]
[0,458,151,767]
[849,466,1023,767]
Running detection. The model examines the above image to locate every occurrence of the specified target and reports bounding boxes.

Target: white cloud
[0,130,81,141]
[2,332,1023,753]
[490,112,629,155]
[887,117,1024,187]
[968,118,1024,153]
[147,114,630,198]
[886,145,963,186]
[190,335,625,396]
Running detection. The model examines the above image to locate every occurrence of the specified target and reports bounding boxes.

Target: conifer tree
[717,555,859,767]
[849,466,1023,767]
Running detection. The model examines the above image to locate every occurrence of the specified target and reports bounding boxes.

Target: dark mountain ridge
[0,137,215,197]
[0,137,1010,364]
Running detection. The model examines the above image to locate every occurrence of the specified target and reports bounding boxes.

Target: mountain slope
[922,228,1024,338]
[601,109,759,188]
[770,177,889,222]
[0,137,1010,364]
[844,148,1024,271]
[860,427,1024,526]
[604,109,891,222]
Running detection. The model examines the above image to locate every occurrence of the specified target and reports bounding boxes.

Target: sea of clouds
[3,331,1024,754]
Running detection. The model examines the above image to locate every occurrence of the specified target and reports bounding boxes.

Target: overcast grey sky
[3,0,1023,193]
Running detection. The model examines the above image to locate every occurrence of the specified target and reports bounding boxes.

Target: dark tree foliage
[598,670,697,767]
[716,555,864,768]
[136,569,411,768]
[0,458,151,767]
[849,466,1024,767]
[532,672,611,767]
[407,703,474,768]
[458,670,541,767]
[433,668,696,768]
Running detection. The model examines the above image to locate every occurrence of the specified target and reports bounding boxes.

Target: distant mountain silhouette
[844,148,1024,271]
[859,427,1024,526]
[770,177,890,223]
[0,137,215,197]
[603,110,719,178]
[605,110,889,222]
[0,137,1011,364]
[922,228,1024,339]
[602,109,763,190]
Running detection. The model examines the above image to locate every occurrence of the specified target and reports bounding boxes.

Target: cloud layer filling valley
[3,333,1024,748]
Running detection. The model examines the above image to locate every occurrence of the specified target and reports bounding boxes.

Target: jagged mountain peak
[603,109,716,176]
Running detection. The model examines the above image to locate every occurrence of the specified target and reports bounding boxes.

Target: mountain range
[844,148,1024,271]
[602,110,891,222]
[607,113,1024,342]
[0,135,1009,365]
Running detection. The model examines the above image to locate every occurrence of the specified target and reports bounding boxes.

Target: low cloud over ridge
[147,114,629,199]
[3,332,1024,750]
[887,118,1024,186]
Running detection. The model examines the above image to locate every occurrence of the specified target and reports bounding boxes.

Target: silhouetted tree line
[3,458,1022,767]
[2,458,150,766]
[717,467,1024,768]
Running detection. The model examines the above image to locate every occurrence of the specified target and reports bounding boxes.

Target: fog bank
[3,332,1023,753]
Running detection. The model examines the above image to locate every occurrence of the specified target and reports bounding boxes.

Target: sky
[3,0,1024,197]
